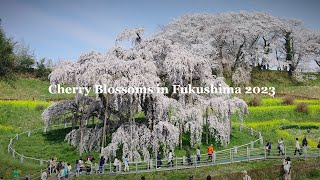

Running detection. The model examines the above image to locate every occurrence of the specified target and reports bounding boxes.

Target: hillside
[0,72,319,179]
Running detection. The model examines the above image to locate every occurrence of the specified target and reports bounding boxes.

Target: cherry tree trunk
[79,110,84,156]
[205,107,209,145]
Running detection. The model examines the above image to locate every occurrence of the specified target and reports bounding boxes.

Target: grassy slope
[0,78,73,101]
[0,71,319,179]
[250,69,320,99]
[238,99,320,147]
[0,101,50,178]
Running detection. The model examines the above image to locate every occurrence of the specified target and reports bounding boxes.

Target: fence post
[44,127,47,133]
[264,146,267,159]
[247,146,250,161]
[251,141,254,150]
[20,155,24,163]
[240,124,243,132]
[175,156,178,169]
[12,149,15,158]
[28,130,31,137]
[213,152,216,164]
[234,146,238,154]
[16,133,19,140]
[250,128,253,136]
[303,146,307,158]
[183,156,186,166]
[230,149,233,162]
[135,162,138,172]
[109,161,111,173]
[195,154,197,167]
[64,122,67,129]
[40,159,43,166]
[259,132,263,145]
[284,145,287,158]
[150,159,153,169]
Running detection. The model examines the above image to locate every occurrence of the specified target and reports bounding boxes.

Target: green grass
[0,73,320,179]
[251,70,320,99]
[0,100,51,179]
[0,78,74,101]
[238,99,320,148]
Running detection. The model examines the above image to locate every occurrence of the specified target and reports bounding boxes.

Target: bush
[295,102,309,113]
[280,125,319,130]
[35,104,44,111]
[248,96,261,106]
[282,96,295,105]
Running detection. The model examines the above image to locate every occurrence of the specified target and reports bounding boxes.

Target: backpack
[284,163,291,174]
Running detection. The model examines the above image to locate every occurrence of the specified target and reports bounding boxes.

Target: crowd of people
[9,138,318,180]
[265,136,320,157]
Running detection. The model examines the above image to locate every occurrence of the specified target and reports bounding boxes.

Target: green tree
[14,41,35,72]
[0,19,16,82]
[36,58,50,80]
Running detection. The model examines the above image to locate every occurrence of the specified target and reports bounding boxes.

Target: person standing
[66,163,71,179]
[123,154,129,172]
[79,158,84,174]
[13,168,19,180]
[283,157,292,180]
[302,136,308,156]
[186,147,192,165]
[157,152,162,169]
[196,146,201,162]
[85,158,92,174]
[41,171,47,180]
[113,157,119,172]
[52,158,58,174]
[294,138,302,156]
[207,144,214,162]
[241,170,251,180]
[168,150,174,167]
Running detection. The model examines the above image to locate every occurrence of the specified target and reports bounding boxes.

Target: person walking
[207,144,214,162]
[196,146,201,162]
[283,157,292,180]
[74,160,80,177]
[294,138,302,156]
[265,141,271,156]
[278,138,284,156]
[302,136,308,156]
[123,154,129,172]
[99,156,105,173]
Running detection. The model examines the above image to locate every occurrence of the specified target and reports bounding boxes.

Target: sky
[0,0,320,62]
